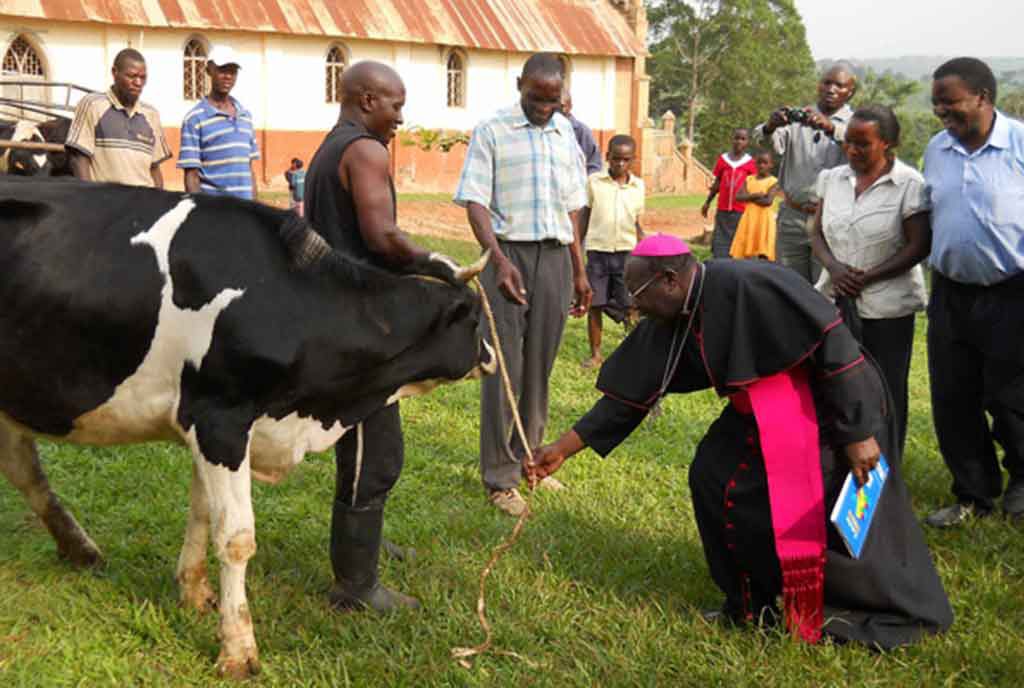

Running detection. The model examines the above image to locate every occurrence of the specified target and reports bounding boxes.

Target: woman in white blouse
[810,104,932,454]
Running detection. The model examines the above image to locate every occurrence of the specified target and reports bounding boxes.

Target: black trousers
[861,314,916,457]
[927,272,1024,509]
[334,402,405,508]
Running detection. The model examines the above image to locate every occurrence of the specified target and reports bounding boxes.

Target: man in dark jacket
[527,233,953,649]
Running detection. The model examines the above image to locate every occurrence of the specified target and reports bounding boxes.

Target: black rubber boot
[328,501,420,613]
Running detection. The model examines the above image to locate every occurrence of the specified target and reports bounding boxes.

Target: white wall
[1,18,625,133]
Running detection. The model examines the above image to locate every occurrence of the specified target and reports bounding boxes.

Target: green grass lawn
[645,194,707,210]
[1,237,1022,686]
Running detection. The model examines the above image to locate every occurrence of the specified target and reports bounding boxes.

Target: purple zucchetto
[631,233,691,257]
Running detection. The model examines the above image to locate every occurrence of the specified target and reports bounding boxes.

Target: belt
[498,238,566,249]
[784,199,818,215]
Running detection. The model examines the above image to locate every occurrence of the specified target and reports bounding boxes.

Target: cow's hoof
[180,581,218,614]
[58,539,104,568]
[216,650,261,680]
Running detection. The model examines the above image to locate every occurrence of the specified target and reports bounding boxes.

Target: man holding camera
[754,64,857,282]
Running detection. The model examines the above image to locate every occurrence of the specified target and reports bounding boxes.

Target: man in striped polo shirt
[177,46,260,200]
[66,48,172,188]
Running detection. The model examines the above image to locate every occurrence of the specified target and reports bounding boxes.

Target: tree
[1001,89,1024,120]
[854,69,921,109]
[647,0,731,149]
[894,110,941,170]
[647,0,817,167]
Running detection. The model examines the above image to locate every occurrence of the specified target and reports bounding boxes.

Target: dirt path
[398,199,710,243]
[264,192,712,244]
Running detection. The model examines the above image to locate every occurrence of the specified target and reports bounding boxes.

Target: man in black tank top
[304,61,429,613]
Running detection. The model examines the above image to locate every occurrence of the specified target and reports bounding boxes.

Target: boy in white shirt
[580,135,645,368]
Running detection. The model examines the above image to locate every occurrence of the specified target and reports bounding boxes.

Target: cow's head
[385,251,497,404]
[7,147,51,176]
[276,217,496,425]
[3,122,51,176]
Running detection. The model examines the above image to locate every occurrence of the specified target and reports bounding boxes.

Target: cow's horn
[455,249,490,283]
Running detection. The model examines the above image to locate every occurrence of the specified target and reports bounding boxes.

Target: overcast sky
[792,1,1024,60]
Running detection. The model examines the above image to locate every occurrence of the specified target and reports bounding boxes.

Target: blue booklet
[829,454,889,559]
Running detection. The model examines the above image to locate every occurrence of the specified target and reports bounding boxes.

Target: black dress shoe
[1003,481,1024,519]
[925,502,991,528]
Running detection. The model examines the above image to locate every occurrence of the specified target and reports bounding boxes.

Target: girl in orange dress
[729,150,781,260]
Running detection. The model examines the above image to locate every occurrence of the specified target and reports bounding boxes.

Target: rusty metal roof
[0,1,644,57]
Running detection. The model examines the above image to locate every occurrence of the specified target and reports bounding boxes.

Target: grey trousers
[480,240,572,491]
[775,205,822,283]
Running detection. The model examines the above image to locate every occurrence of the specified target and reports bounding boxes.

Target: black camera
[785,107,811,124]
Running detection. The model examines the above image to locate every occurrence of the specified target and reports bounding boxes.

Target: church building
[1,0,656,192]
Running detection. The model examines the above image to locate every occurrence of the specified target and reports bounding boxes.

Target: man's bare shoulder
[341,137,389,169]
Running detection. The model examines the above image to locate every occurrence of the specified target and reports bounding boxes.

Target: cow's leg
[176,462,216,613]
[0,422,102,566]
[190,440,260,679]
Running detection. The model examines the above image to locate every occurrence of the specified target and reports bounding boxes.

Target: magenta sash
[742,367,826,642]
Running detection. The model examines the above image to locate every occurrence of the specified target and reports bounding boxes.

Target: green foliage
[894,109,943,170]
[853,68,922,109]
[647,0,817,168]
[2,235,1024,684]
[398,126,470,153]
[1000,89,1024,119]
[645,193,708,210]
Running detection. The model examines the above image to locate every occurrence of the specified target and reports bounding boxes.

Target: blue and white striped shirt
[454,103,587,244]
[177,96,259,200]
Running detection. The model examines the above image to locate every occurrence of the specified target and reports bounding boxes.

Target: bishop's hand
[524,444,567,487]
[844,437,881,486]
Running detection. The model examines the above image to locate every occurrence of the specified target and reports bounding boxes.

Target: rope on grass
[450,277,537,668]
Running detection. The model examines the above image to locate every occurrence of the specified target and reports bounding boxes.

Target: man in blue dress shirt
[922,57,1024,527]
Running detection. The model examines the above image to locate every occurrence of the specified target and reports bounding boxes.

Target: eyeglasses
[628,271,664,300]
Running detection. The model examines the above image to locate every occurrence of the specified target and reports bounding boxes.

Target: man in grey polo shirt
[66,48,171,187]
[754,63,857,282]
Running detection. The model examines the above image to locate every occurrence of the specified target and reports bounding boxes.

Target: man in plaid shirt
[454,52,591,516]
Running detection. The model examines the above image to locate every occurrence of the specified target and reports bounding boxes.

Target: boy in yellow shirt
[580,135,645,368]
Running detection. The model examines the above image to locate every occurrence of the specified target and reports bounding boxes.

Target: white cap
[207,45,240,69]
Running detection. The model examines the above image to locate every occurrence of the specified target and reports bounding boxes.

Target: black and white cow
[0,119,50,175]
[0,177,494,677]
[0,117,72,176]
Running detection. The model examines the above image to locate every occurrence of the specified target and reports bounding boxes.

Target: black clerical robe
[574,259,952,649]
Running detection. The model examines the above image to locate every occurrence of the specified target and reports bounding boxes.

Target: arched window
[2,36,45,77]
[2,35,47,107]
[446,50,466,108]
[183,38,209,100]
[325,45,347,104]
